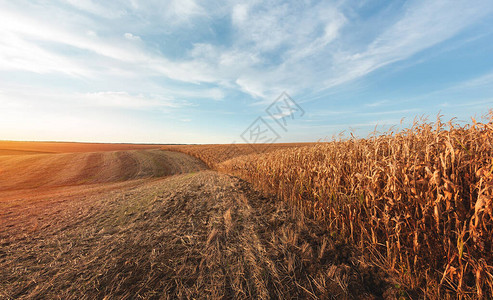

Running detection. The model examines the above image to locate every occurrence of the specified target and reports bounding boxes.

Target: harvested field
[0,150,206,192]
[0,149,53,156]
[0,141,163,155]
[0,149,208,240]
[0,163,387,299]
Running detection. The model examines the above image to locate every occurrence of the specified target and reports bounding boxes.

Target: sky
[0,0,492,144]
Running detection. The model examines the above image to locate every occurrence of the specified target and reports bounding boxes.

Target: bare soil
[0,149,388,299]
[0,141,164,155]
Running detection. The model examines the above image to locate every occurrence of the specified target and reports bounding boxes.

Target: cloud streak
[0,0,491,143]
[1,1,491,99]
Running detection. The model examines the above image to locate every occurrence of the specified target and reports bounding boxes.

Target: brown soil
[0,150,205,192]
[0,141,164,155]
[0,149,389,299]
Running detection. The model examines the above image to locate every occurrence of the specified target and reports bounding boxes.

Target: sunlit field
[1,113,492,298]
[165,113,493,298]
[2,0,493,299]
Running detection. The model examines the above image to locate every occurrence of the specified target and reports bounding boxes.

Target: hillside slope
[0,149,206,192]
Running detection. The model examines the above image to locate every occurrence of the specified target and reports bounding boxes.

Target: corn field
[166,112,493,298]
[162,143,307,168]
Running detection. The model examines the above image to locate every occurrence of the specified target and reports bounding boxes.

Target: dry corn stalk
[166,111,493,297]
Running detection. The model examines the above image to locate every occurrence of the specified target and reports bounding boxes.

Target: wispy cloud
[0,0,491,143]
[81,92,180,109]
[321,0,493,89]
[1,0,491,99]
[366,100,389,108]
[0,87,186,110]
[453,70,493,90]
[124,33,141,41]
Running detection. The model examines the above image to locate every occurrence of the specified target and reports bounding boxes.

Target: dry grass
[169,112,493,298]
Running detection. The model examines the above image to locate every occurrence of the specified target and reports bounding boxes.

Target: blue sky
[0,0,492,144]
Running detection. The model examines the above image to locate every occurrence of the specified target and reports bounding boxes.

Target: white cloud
[0,0,492,105]
[81,91,178,109]
[235,77,266,99]
[323,0,493,88]
[0,0,491,144]
[124,32,141,41]
[366,100,389,107]
[0,86,183,110]
[86,30,98,37]
[65,0,125,18]
[204,88,225,101]
[0,8,146,71]
[0,30,89,75]
[169,0,203,20]
[232,4,249,25]
[182,0,493,103]
[456,71,493,89]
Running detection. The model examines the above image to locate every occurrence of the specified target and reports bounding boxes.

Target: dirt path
[0,169,386,299]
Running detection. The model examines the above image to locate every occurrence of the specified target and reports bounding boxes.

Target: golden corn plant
[167,111,493,298]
